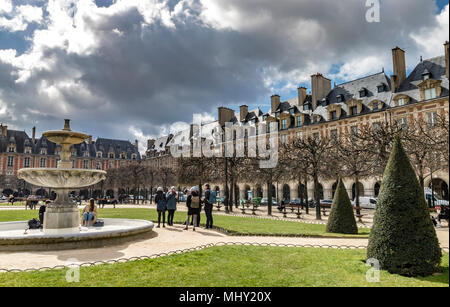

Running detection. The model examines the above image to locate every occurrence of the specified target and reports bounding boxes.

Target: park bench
[97,198,118,208]
[215,201,222,211]
[321,203,331,216]
[353,207,365,223]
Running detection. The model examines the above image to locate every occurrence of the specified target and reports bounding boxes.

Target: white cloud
[0,4,43,32]
[0,0,12,14]
[410,4,449,59]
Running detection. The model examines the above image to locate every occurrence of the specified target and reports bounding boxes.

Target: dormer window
[350,106,358,116]
[330,111,337,120]
[8,146,15,152]
[303,104,310,111]
[289,108,295,115]
[121,153,126,159]
[109,153,114,159]
[132,154,137,160]
[373,102,379,111]
[359,88,367,98]
[71,150,76,156]
[24,147,32,154]
[377,84,385,93]
[398,98,406,106]
[312,116,320,124]
[97,152,102,158]
[275,111,280,118]
[263,115,268,121]
[336,94,345,103]
[424,88,437,100]
[281,119,288,130]
[321,98,328,106]
[422,70,432,81]
[41,149,47,155]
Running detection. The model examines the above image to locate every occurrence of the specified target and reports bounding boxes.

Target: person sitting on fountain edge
[82,198,98,227]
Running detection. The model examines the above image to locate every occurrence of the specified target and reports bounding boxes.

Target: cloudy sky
[0,0,448,153]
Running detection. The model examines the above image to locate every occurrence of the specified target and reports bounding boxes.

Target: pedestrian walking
[184,186,200,231]
[155,187,167,228]
[166,186,177,226]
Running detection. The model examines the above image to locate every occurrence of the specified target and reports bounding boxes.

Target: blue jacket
[155,192,167,211]
[166,192,177,210]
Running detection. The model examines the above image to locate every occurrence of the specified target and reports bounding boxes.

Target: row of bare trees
[174,114,449,219]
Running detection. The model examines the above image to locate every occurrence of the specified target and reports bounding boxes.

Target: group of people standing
[154,184,216,231]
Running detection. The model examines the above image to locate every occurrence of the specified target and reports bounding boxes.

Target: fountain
[0,120,154,251]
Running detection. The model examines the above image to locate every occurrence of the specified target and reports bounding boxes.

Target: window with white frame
[281,119,288,130]
[7,156,14,167]
[397,117,408,129]
[398,98,406,106]
[427,112,438,127]
[296,116,301,127]
[281,134,287,144]
[83,160,89,169]
[424,88,437,100]
[24,157,30,168]
[40,158,46,167]
[296,131,302,140]
[96,161,102,170]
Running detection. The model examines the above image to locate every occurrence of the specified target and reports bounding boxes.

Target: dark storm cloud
[0,0,448,151]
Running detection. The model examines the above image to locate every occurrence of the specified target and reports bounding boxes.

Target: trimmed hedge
[326,178,358,234]
[367,136,441,276]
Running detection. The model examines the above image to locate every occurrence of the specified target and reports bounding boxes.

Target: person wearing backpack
[166,186,177,226]
[155,187,167,228]
[203,184,215,229]
[184,186,200,231]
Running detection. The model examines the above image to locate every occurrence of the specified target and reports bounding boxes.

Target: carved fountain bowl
[17,168,106,189]
[43,130,89,145]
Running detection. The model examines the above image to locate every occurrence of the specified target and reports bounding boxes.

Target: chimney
[445,41,449,79]
[88,135,92,144]
[135,139,139,149]
[271,95,280,113]
[1,124,8,137]
[311,73,331,110]
[297,87,307,106]
[390,47,406,93]
[218,107,235,126]
[239,105,248,122]
[32,126,36,144]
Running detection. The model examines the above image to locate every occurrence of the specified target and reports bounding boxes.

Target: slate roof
[0,129,140,160]
[396,56,449,102]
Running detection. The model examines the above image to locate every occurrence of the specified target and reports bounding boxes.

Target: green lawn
[0,246,447,287]
[0,208,370,238]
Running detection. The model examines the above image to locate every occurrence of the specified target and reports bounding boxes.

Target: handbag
[93,219,104,227]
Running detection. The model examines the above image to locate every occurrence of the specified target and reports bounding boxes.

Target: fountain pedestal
[43,189,80,234]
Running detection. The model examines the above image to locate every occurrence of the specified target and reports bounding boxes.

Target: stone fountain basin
[43,130,89,145]
[17,168,106,189]
[0,219,154,251]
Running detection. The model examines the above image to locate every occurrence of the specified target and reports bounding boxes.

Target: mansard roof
[396,55,449,102]
[0,130,30,153]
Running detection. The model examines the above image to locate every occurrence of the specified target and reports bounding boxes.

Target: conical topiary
[326,177,358,234]
[367,136,441,276]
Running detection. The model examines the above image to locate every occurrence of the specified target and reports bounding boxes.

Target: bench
[97,198,118,208]
[280,204,303,219]
[215,203,222,211]
[320,204,331,216]
[25,199,39,210]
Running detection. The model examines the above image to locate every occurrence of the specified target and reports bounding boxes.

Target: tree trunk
[304,177,309,215]
[355,175,361,216]
[314,174,321,220]
[267,178,273,216]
